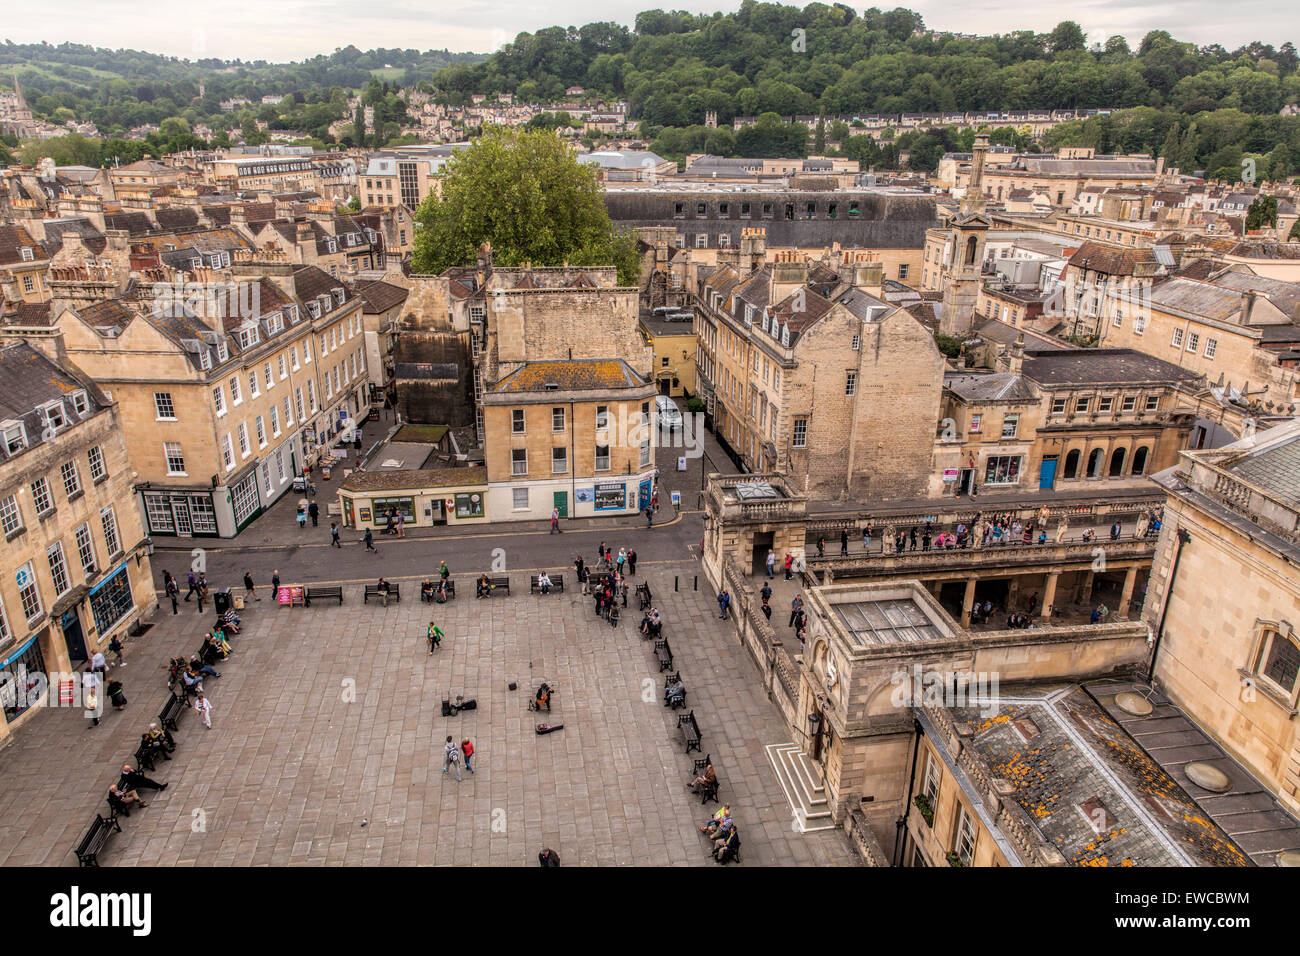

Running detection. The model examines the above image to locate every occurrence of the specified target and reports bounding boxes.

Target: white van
[655,395,683,431]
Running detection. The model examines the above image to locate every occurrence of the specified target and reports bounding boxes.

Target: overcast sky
[3,1,1296,62]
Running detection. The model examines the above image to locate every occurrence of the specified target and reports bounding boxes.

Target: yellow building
[0,343,154,745]
[639,311,696,397]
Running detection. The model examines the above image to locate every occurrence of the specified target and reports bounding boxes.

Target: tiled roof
[945,371,1036,402]
[77,298,136,331]
[0,343,106,456]
[349,279,408,314]
[0,224,48,265]
[1226,434,1300,506]
[291,265,351,304]
[1023,348,1201,386]
[493,359,646,392]
[1067,241,1156,275]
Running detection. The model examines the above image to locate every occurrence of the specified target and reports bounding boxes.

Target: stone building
[695,250,944,501]
[0,343,154,746]
[1146,419,1300,817]
[50,260,371,537]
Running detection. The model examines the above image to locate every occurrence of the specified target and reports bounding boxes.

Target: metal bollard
[693,575,697,591]
[674,576,678,591]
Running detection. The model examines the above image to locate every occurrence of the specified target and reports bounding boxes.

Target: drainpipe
[1147,527,1191,684]
[893,718,924,867]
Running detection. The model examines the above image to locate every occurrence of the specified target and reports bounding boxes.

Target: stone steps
[766,742,835,832]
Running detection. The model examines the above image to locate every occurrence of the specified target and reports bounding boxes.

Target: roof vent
[1185,762,1231,793]
[543,382,560,391]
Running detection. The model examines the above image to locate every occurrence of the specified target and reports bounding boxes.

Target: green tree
[1246,194,1278,230]
[410,127,639,284]
[1048,21,1087,53]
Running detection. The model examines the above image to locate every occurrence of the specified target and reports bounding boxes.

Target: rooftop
[492,359,646,393]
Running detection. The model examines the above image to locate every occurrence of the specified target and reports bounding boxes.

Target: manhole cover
[1115,692,1153,716]
[1276,850,1300,867]
[1185,762,1231,792]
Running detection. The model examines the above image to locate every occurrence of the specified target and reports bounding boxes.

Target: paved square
[0,562,856,866]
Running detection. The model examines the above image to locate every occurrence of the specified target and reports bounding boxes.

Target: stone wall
[393,331,474,427]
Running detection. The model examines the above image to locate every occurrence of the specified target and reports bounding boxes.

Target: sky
[2,0,1297,62]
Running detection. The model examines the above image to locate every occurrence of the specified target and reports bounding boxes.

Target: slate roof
[154,207,200,231]
[1067,241,1156,276]
[103,211,155,237]
[77,298,136,332]
[945,371,1036,402]
[349,279,408,314]
[492,359,646,392]
[0,342,106,456]
[0,224,48,265]
[975,319,1067,351]
[1226,434,1300,506]
[1148,278,1243,321]
[1022,348,1201,386]
[1209,271,1300,318]
[291,265,351,304]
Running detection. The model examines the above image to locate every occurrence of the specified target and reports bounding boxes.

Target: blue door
[1039,458,1058,490]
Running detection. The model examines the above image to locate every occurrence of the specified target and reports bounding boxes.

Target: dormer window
[216,340,229,362]
[198,348,212,370]
[238,326,260,348]
[306,301,321,319]
[284,304,299,324]
[43,402,67,432]
[3,421,27,454]
[781,326,790,347]
[19,247,34,261]
[266,313,283,335]
[332,288,345,305]
[325,239,337,254]
[71,391,89,416]
[319,294,332,313]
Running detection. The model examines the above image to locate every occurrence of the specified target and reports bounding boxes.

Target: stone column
[1117,565,1138,619]
[961,576,977,628]
[1040,571,1059,623]
[1078,570,1094,606]
[1006,576,1021,611]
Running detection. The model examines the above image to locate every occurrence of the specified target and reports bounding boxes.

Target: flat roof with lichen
[340,468,485,493]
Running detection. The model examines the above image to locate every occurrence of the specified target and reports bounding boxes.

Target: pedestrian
[617,548,627,574]
[195,574,208,613]
[364,528,377,553]
[461,738,475,773]
[165,575,179,614]
[194,690,213,729]
[1110,520,1121,540]
[789,594,803,629]
[183,569,198,602]
[270,570,281,602]
[443,736,463,781]
[766,550,776,578]
[309,499,319,527]
[243,570,260,603]
[761,602,772,621]
[863,525,871,551]
[909,527,919,551]
[627,549,637,575]
[91,649,107,677]
[107,677,127,710]
[439,560,450,581]
[760,582,772,606]
[397,510,406,538]
[85,683,100,726]
[550,507,560,533]
[817,536,825,557]
[330,522,341,547]
[427,621,444,654]
[840,529,849,556]
[109,634,126,667]
[717,588,731,620]
[783,552,793,580]
[645,505,654,529]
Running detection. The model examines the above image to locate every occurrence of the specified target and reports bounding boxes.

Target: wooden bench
[422,580,456,602]
[305,585,343,607]
[364,583,400,604]
[73,812,120,866]
[133,738,160,773]
[530,574,564,595]
[637,582,653,610]
[653,637,674,672]
[488,575,510,596]
[677,710,703,753]
[663,671,687,710]
[157,693,187,732]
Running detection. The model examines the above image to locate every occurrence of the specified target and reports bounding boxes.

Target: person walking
[183,569,199,602]
[644,505,654,529]
[717,588,731,620]
[443,736,463,781]
[427,621,444,654]
[330,522,341,547]
[195,574,209,614]
[765,550,776,578]
[840,529,849,556]
[91,649,107,678]
[627,549,637,575]
[270,570,281,603]
[309,500,319,527]
[783,552,793,580]
[165,575,179,615]
[109,634,126,668]
[194,690,213,729]
[397,510,406,538]
[364,528,378,553]
[106,677,127,710]
[789,594,804,629]
[550,508,560,534]
[244,571,260,603]
[461,738,475,773]
[817,535,825,557]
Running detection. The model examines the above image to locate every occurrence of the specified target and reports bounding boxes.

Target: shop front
[339,469,489,530]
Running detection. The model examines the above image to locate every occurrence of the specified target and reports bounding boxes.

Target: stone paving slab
[0,562,856,867]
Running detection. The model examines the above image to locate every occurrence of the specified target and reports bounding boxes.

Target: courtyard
[0,561,856,867]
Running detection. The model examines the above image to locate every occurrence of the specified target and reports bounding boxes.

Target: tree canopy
[410,127,640,283]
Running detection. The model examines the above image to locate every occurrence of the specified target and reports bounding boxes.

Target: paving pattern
[0,562,856,867]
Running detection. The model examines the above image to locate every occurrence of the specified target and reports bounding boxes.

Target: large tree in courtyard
[411,126,639,284]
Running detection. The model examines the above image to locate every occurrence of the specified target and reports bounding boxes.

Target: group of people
[441,735,475,782]
[639,607,662,638]
[295,499,321,528]
[107,759,170,813]
[82,647,127,727]
[420,561,453,603]
[764,550,797,580]
[698,802,741,864]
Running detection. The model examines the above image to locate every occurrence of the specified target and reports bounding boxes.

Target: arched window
[1109,447,1127,477]
[1259,627,1300,696]
[1063,448,1080,479]
[965,235,978,266]
[1131,445,1149,476]
[1087,448,1104,477]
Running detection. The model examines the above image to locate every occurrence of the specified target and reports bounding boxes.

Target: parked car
[655,395,683,431]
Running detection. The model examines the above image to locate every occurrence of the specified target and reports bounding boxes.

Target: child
[194,690,213,729]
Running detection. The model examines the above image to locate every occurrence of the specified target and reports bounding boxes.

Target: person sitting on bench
[534,683,552,713]
[665,678,685,708]
[119,764,168,792]
[476,574,492,599]
[189,656,220,680]
[220,608,240,633]
[108,783,148,810]
[688,760,716,794]
[203,633,230,662]
[421,578,435,602]
[699,806,732,839]
[713,825,740,864]
[537,571,552,594]
[376,578,393,607]
[640,608,661,637]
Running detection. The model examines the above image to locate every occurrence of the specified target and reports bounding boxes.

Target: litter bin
[213,588,232,615]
